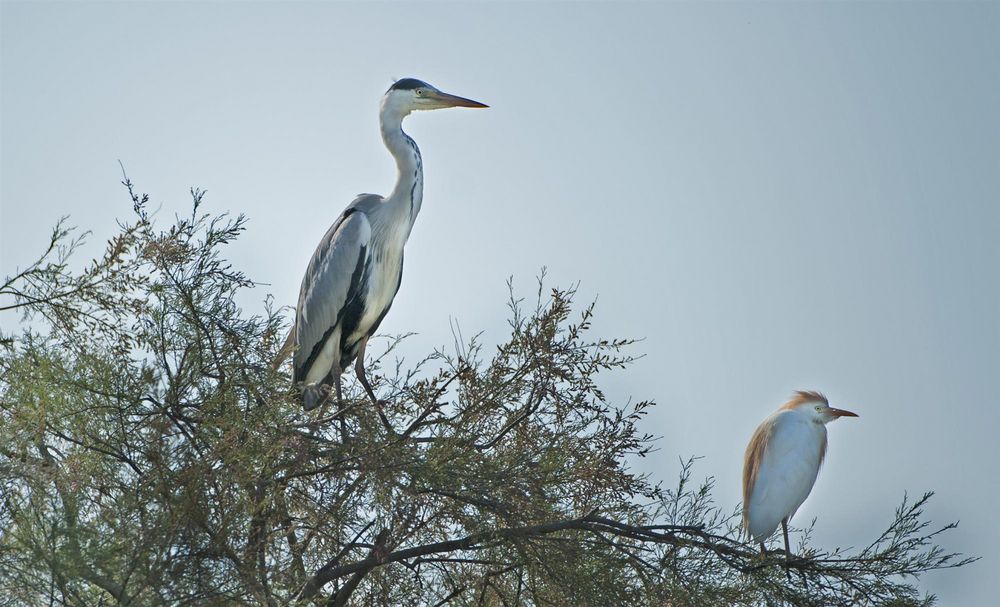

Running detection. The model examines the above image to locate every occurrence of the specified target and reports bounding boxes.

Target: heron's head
[381,78,488,118]
[783,390,859,424]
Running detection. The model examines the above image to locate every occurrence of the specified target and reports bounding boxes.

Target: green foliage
[0,185,975,606]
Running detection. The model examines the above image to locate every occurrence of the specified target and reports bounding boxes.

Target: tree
[0,182,975,606]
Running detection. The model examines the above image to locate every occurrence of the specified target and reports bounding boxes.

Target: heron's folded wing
[293,209,372,383]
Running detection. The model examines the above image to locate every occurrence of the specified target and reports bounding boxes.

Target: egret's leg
[781,519,794,580]
[781,519,792,558]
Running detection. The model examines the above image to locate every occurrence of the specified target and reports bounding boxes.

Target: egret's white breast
[746,410,827,542]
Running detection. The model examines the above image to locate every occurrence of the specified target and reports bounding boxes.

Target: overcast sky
[2,1,997,602]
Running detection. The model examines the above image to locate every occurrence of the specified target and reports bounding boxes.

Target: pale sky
[2,1,997,603]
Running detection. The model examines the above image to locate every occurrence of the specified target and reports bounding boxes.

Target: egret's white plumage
[742,391,858,554]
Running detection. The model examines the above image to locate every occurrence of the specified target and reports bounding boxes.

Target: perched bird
[742,390,858,555]
[292,78,487,411]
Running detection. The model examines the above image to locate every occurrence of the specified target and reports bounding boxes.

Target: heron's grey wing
[293,209,373,384]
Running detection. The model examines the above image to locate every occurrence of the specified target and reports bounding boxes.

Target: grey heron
[292,78,487,411]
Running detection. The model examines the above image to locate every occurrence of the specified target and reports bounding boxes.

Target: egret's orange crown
[779,390,829,411]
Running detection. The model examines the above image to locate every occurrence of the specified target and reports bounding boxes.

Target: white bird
[288,78,487,411]
[742,390,858,555]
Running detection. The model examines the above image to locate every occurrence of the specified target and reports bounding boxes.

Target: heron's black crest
[389,78,430,92]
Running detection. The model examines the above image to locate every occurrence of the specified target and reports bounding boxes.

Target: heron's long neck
[380,111,423,232]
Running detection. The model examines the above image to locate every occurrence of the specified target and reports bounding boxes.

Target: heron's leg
[333,372,344,405]
[332,367,348,440]
[354,337,394,433]
[759,542,767,555]
[354,337,378,404]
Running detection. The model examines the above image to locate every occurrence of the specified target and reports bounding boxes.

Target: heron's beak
[829,408,859,418]
[427,90,488,109]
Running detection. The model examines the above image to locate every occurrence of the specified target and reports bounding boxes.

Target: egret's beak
[426,90,489,109]
[829,408,859,418]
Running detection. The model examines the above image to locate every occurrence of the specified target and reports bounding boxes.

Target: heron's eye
[815,405,822,411]
[416,89,423,96]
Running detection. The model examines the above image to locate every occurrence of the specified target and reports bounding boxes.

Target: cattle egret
[742,390,858,555]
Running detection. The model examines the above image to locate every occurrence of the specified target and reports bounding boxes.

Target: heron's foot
[370,402,397,436]
[363,393,386,407]
[359,383,384,407]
